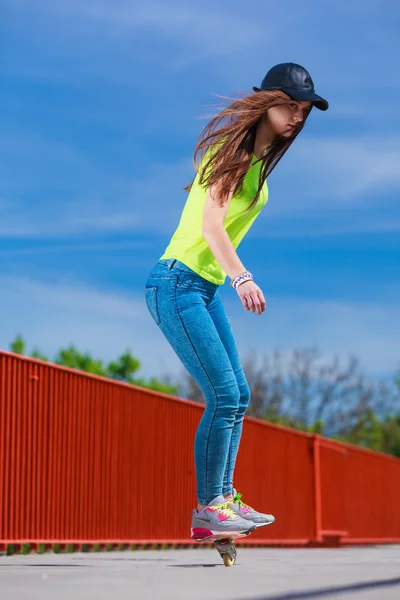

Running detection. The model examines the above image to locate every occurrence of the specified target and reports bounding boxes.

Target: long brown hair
[184,90,311,209]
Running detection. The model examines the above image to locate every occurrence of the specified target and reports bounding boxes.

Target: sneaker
[191,494,256,541]
[227,489,275,528]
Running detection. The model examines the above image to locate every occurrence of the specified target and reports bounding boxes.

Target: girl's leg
[207,292,251,497]
[145,266,240,506]
[199,290,275,530]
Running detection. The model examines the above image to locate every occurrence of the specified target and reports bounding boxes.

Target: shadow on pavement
[170,563,224,568]
[0,564,92,568]
[249,576,400,600]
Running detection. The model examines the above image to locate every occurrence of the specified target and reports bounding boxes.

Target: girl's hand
[236,280,266,315]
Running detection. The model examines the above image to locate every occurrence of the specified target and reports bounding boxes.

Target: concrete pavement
[1,546,400,600]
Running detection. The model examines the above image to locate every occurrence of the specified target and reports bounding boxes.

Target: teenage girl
[145,63,328,540]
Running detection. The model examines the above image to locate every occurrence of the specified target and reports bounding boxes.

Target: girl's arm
[202,181,266,315]
[201,181,246,281]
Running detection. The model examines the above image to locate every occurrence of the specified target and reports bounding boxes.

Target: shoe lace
[232,492,252,511]
[212,501,237,519]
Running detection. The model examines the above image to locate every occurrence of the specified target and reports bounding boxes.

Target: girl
[145,63,328,541]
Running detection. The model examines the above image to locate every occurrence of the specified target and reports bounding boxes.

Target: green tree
[107,351,141,382]
[183,348,400,457]
[133,375,179,395]
[380,413,400,458]
[339,408,383,451]
[8,336,178,395]
[10,334,25,355]
[55,345,108,377]
[30,349,49,361]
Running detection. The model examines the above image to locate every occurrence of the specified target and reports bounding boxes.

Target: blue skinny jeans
[145,258,251,505]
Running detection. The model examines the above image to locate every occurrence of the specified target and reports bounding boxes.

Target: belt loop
[168,259,177,269]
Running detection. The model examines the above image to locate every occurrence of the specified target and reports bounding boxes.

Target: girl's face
[265,99,312,137]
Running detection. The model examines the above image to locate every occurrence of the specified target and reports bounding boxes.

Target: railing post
[312,434,323,543]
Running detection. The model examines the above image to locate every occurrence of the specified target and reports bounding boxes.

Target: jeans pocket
[145,286,161,325]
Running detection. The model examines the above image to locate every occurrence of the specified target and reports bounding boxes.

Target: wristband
[230,271,253,289]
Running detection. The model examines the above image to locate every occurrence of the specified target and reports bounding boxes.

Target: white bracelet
[230,271,253,289]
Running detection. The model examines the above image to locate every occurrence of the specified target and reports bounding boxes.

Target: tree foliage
[9,335,400,456]
[9,335,178,395]
[182,347,400,457]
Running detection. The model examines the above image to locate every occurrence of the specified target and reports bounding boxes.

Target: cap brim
[253,86,329,111]
[282,87,329,111]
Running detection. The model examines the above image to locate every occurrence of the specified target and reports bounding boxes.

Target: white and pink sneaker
[191,494,256,541]
[227,489,275,528]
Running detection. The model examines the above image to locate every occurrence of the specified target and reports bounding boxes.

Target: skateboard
[192,526,255,567]
[214,536,238,567]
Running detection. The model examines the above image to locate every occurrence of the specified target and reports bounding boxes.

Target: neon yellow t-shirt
[160,153,268,285]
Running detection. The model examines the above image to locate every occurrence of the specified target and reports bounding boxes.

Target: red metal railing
[318,437,400,544]
[1,350,400,550]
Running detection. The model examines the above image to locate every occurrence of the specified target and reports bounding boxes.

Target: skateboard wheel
[223,553,236,567]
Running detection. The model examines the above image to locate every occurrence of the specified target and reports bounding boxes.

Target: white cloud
[0,240,152,258]
[0,129,190,238]
[5,0,268,67]
[224,292,400,379]
[0,274,181,379]
[304,138,400,197]
[80,2,265,57]
[264,135,400,218]
[261,218,400,238]
[5,0,400,107]
[2,128,400,239]
[0,274,398,383]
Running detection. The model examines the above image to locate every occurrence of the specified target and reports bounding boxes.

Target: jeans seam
[173,280,218,505]
[224,442,232,494]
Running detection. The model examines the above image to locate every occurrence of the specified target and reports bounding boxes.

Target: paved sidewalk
[1,546,399,600]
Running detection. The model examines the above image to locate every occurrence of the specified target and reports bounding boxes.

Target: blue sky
[2,0,400,385]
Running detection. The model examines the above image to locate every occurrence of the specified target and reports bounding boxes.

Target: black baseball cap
[253,62,329,111]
